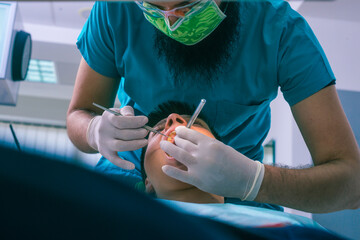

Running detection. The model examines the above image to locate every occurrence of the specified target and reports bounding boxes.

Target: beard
[153,2,241,88]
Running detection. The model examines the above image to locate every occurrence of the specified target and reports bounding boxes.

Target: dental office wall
[0,2,98,165]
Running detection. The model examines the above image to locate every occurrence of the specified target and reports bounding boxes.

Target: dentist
[67,0,360,213]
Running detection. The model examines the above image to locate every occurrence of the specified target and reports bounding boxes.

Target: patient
[137,101,344,235]
[140,101,224,204]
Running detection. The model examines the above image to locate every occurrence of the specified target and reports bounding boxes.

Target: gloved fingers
[173,135,197,153]
[113,128,149,140]
[119,106,135,116]
[109,115,148,129]
[160,141,195,166]
[111,138,148,152]
[162,165,192,185]
[175,126,207,145]
[105,152,135,170]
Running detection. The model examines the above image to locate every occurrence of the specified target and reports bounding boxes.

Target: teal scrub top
[77,0,335,186]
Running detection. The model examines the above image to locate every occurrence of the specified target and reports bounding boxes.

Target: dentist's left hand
[160,126,265,201]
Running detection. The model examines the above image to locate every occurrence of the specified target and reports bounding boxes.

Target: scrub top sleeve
[277,10,336,107]
[77,2,121,78]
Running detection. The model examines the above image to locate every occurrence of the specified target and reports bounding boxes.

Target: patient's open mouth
[167,131,176,143]
[163,129,187,170]
[165,131,176,158]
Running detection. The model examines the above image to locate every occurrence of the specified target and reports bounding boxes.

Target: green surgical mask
[142,0,226,46]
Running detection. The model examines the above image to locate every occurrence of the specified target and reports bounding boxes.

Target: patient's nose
[164,114,186,132]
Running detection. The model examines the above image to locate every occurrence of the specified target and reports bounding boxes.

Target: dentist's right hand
[86,106,149,170]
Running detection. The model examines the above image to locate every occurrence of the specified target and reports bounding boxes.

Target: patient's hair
[140,101,220,183]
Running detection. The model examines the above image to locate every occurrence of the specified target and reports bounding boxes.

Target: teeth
[165,131,177,158]
[167,131,176,144]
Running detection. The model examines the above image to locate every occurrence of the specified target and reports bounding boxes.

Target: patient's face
[144,113,215,194]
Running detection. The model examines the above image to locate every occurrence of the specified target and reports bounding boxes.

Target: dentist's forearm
[67,109,99,153]
[255,158,360,213]
[67,58,120,154]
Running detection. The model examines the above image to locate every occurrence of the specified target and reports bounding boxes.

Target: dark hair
[140,101,220,183]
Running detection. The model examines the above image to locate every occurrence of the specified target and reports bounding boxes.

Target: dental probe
[92,103,168,137]
[186,99,206,128]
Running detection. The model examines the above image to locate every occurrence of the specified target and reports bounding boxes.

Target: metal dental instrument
[186,99,206,128]
[92,102,168,137]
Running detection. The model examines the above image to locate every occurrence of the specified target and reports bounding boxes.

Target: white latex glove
[86,106,148,170]
[160,126,265,201]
